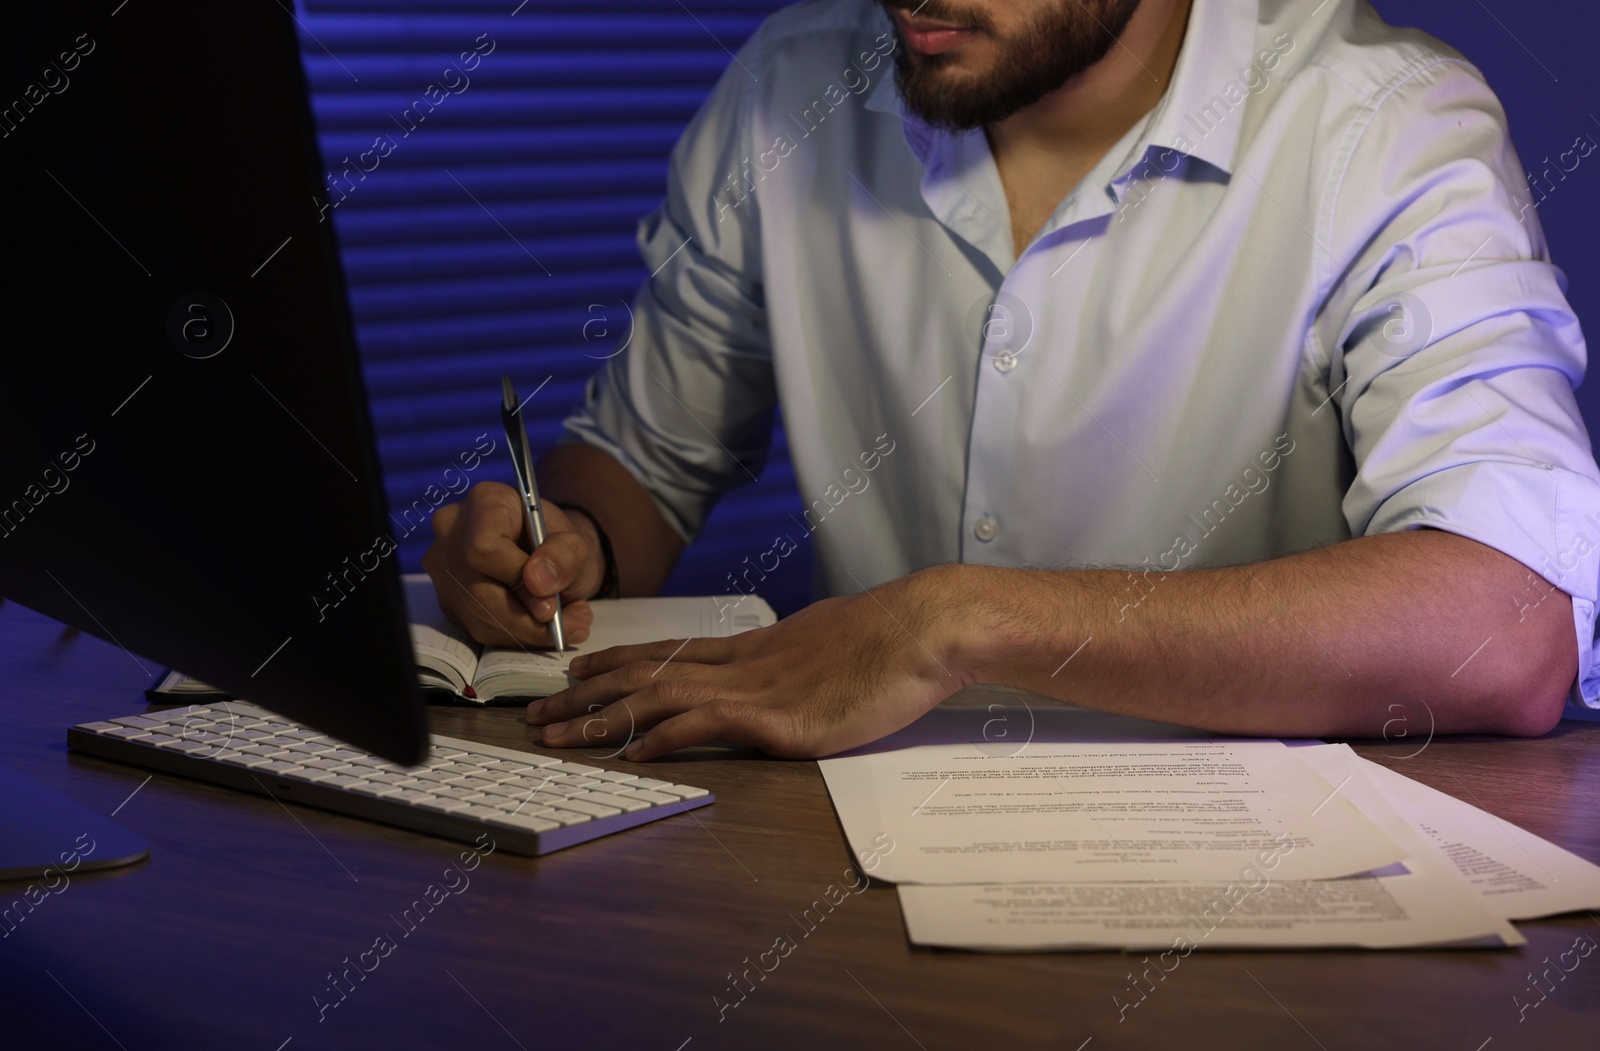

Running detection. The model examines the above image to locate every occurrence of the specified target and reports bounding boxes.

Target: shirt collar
[1133,0,1261,177]
[864,39,900,117]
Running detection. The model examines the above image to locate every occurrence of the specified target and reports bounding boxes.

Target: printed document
[819,702,1407,884]
[896,743,1522,950]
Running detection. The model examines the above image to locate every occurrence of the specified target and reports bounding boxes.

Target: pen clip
[500,377,537,507]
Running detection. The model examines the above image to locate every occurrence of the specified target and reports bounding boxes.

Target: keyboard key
[507,774,564,792]
[521,754,564,768]
[104,726,155,740]
[590,770,639,784]
[111,716,168,730]
[657,784,710,800]
[549,775,602,790]
[509,790,571,810]
[322,775,369,790]
[240,744,291,758]
[531,783,589,800]
[414,795,475,814]
[486,812,560,834]
[216,751,276,768]
[157,739,225,754]
[497,777,556,797]
[167,720,221,733]
[549,797,621,818]
[256,761,302,776]
[386,789,436,805]
[454,804,509,821]
[283,730,327,741]
[324,749,365,761]
[548,762,602,776]
[612,788,678,806]
[541,807,594,825]
[284,740,336,753]
[138,734,180,748]
[288,767,341,783]
[628,777,675,790]
[302,758,355,772]
[569,790,649,813]
[76,722,123,733]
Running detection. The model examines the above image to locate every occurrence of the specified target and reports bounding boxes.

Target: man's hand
[526,572,971,759]
[422,481,599,648]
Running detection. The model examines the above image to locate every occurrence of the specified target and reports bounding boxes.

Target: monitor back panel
[0,2,428,763]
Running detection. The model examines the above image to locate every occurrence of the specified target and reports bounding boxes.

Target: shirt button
[973,515,998,542]
[993,351,1018,373]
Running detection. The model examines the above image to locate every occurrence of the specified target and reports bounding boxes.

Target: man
[423,0,1600,760]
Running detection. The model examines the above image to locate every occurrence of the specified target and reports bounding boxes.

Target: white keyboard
[67,701,712,856]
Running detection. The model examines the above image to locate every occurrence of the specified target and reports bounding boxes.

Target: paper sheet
[897,743,1523,951]
[819,703,1407,884]
[1357,756,1600,920]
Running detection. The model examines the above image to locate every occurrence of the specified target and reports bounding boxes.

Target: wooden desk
[2,598,1597,1050]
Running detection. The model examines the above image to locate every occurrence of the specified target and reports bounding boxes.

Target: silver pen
[500,376,565,650]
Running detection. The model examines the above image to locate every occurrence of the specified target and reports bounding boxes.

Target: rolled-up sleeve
[562,35,777,543]
[1321,57,1600,707]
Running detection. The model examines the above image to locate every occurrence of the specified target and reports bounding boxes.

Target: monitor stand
[0,762,149,883]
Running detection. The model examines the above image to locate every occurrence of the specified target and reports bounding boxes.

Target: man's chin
[896,67,1006,128]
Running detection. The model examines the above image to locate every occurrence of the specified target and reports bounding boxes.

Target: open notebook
[148,575,776,706]
[404,575,776,703]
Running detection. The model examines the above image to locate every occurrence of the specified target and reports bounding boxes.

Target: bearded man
[424,0,1600,759]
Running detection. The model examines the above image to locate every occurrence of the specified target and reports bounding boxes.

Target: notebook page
[470,595,778,701]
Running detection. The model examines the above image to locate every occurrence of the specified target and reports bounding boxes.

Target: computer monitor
[0,1,428,764]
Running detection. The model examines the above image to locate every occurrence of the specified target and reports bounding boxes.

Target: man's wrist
[900,562,1003,685]
[909,562,1087,689]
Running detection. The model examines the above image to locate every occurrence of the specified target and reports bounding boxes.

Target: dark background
[298,0,1600,617]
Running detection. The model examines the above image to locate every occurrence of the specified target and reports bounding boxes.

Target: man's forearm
[536,443,684,597]
[937,530,1575,738]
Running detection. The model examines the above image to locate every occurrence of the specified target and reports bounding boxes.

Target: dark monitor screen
[0,1,428,763]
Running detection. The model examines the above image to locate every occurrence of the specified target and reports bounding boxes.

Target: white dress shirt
[563,0,1600,708]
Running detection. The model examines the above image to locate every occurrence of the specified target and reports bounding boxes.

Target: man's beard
[877,0,1142,130]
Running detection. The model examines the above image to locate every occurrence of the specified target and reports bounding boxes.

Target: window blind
[298,0,811,613]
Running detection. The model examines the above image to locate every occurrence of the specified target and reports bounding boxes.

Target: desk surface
[2,599,1598,1051]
